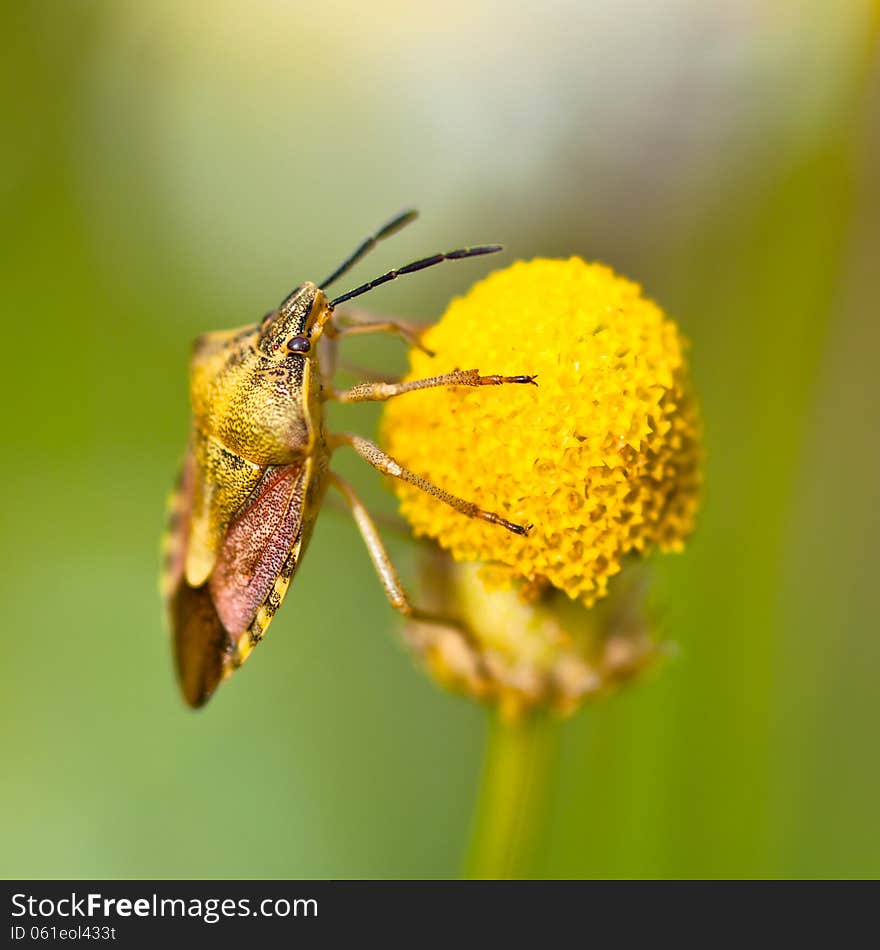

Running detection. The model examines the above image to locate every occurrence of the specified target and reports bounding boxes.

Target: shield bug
[162,210,536,707]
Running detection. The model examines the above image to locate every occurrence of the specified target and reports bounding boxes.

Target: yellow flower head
[381,258,701,606]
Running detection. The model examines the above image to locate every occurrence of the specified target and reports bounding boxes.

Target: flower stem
[464,709,561,879]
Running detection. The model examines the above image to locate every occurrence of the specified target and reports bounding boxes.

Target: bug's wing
[164,454,309,708]
[208,463,305,636]
[170,581,231,709]
[162,445,230,706]
[185,431,265,587]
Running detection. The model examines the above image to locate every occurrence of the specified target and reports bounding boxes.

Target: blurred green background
[3,1,878,879]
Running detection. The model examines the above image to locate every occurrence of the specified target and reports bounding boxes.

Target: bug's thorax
[189,285,331,468]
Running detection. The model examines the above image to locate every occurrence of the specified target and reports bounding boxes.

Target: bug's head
[259,209,503,365]
[258,282,331,360]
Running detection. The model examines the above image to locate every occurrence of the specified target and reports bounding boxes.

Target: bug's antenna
[329,245,503,308]
[319,209,419,290]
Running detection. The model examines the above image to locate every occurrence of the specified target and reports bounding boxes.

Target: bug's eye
[286,335,311,354]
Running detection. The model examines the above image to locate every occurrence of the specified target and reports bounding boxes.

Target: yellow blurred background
[2,0,878,878]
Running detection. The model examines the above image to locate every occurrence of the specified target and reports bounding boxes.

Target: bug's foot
[480,511,533,536]
[478,374,538,386]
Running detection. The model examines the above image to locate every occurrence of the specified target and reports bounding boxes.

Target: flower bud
[381,258,701,713]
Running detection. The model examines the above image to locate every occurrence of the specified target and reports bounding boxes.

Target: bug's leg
[325,307,436,356]
[328,472,466,629]
[323,492,414,540]
[329,368,537,403]
[331,433,532,536]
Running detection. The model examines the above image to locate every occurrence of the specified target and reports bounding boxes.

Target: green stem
[465,710,561,879]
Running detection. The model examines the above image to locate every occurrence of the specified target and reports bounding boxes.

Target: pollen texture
[380,258,701,606]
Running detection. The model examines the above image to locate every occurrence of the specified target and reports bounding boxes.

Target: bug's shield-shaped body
[162,287,330,707]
